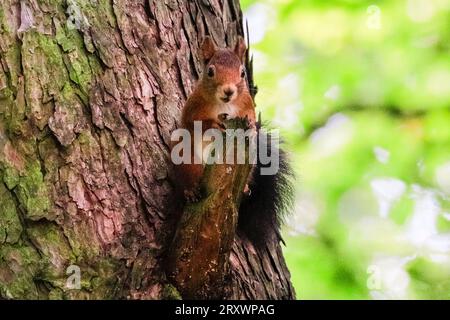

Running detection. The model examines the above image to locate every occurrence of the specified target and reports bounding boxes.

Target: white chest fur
[213,103,239,120]
[192,103,239,164]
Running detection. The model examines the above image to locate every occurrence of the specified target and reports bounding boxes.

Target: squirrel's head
[200,36,247,104]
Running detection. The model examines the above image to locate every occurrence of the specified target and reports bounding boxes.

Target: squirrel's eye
[240,68,246,78]
[207,66,215,78]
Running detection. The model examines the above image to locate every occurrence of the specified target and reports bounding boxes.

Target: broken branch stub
[167,117,254,299]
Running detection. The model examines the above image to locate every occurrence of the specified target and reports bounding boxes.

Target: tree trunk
[0,0,295,300]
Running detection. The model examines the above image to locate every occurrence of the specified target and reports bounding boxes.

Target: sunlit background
[242,0,450,299]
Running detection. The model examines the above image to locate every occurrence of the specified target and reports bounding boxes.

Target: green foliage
[244,0,450,299]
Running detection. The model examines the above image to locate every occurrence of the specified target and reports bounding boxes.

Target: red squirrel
[177,36,256,201]
[174,36,294,246]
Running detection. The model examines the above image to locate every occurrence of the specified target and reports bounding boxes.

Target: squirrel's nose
[224,89,235,97]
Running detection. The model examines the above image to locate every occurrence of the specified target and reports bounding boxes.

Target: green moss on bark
[162,284,182,300]
[3,46,21,95]
[0,183,23,244]
[3,166,19,190]
[0,86,12,101]
[27,223,76,280]
[0,244,42,299]
[15,161,51,221]
[48,288,64,300]
[0,6,7,33]
[55,22,94,93]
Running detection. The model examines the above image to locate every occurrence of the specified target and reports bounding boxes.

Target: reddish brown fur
[175,37,256,200]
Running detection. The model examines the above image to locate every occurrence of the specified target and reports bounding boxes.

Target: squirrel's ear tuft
[201,36,216,63]
[234,36,247,63]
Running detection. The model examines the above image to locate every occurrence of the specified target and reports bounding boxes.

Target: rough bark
[0,0,295,300]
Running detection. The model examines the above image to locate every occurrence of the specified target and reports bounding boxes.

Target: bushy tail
[237,130,295,246]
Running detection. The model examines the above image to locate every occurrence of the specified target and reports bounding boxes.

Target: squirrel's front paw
[212,121,226,132]
[218,113,229,123]
[184,186,202,203]
[214,113,230,132]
